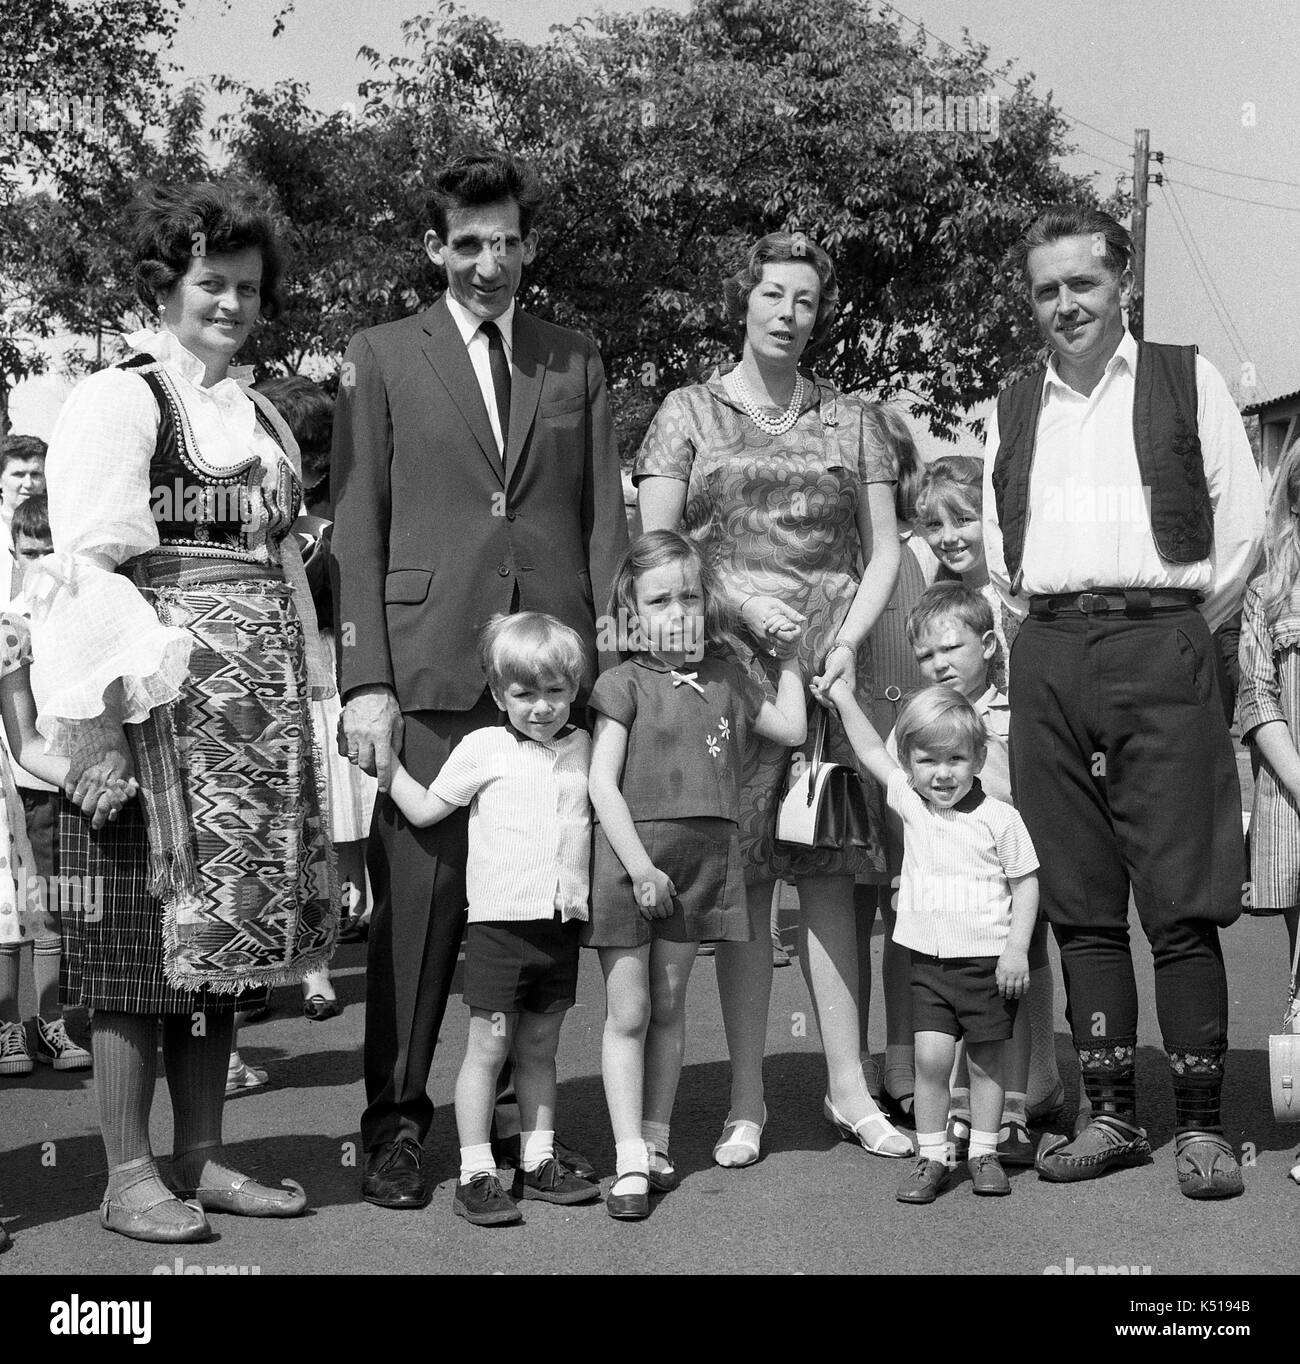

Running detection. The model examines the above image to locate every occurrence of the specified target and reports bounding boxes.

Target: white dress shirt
[981,329,1264,632]
[444,294,515,457]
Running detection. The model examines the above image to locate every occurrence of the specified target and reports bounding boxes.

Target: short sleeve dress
[0,614,38,945]
[635,369,896,880]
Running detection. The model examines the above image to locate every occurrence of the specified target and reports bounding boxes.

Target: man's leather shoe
[362,1138,431,1210]
[1174,1130,1244,1200]
[1035,1113,1152,1183]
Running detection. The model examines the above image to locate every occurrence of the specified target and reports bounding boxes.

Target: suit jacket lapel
[505,310,546,486]
[420,296,502,486]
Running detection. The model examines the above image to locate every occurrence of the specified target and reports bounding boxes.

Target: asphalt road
[2,741,1298,1280]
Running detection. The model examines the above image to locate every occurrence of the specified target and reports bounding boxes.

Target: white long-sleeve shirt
[981,330,1264,632]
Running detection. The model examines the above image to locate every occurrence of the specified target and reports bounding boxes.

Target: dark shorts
[909,951,1018,1044]
[463,914,581,1015]
[582,817,751,950]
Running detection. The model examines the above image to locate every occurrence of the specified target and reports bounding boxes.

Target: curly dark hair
[427,152,546,240]
[722,232,839,350]
[131,181,287,319]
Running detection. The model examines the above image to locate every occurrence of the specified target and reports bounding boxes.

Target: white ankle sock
[520,1128,554,1173]
[969,1129,999,1159]
[918,1131,947,1164]
[459,1143,497,1184]
[615,1138,648,1176]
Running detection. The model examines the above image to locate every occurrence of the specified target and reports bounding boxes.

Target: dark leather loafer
[1035,1114,1152,1183]
[968,1153,1011,1196]
[515,1157,600,1205]
[362,1137,431,1210]
[896,1157,949,1205]
[1174,1130,1243,1200]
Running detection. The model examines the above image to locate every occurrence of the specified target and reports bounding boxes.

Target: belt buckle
[1076,593,1109,615]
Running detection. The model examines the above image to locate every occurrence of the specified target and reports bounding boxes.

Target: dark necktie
[480,319,511,458]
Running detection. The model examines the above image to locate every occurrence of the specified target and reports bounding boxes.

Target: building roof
[1243,388,1300,417]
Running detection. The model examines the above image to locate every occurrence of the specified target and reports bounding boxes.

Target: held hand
[341,686,404,792]
[809,673,854,711]
[996,949,1031,1000]
[631,865,676,921]
[811,642,856,700]
[87,776,140,830]
[67,744,134,811]
[740,595,805,654]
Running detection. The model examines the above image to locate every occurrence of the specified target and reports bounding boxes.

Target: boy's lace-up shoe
[896,1157,949,1204]
[453,1172,522,1226]
[969,1153,1012,1195]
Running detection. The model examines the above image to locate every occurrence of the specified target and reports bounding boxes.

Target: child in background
[816,680,1039,1202]
[586,531,806,1218]
[914,456,1019,690]
[0,597,135,1073]
[1238,441,1300,1182]
[0,495,92,1074]
[389,613,599,1226]
[856,405,939,1120]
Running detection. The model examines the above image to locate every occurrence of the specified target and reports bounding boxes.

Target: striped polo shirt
[430,724,591,924]
[886,768,1037,958]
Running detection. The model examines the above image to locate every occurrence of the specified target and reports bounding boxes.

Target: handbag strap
[809,704,827,772]
[1289,928,1300,1005]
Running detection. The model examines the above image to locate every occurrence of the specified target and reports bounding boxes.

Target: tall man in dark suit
[331,153,628,1209]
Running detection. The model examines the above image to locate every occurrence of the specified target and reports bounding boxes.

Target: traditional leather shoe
[1174,1130,1244,1200]
[996,1118,1038,1168]
[896,1157,949,1204]
[969,1153,1011,1196]
[362,1137,431,1209]
[606,1174,650,1220]
[453,1172,522,1226]
[303,994,342,1021]
[515,1157,600,1205]
[1035,1113,1152,1183]
[189,1176,308,1218]
[100,1191,210,1243]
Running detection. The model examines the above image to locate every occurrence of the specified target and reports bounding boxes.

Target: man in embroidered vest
[981,205,1264,1198]
[332,152,627,1210]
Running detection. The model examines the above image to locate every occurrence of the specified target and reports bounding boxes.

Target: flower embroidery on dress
[718,717,731,741]
[706,734,721,758]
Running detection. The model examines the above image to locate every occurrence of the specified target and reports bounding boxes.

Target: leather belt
[1028,588,1203,619]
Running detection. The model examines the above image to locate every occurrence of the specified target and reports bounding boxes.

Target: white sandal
[713,1105,767,1168]
[824,1096,913,1157]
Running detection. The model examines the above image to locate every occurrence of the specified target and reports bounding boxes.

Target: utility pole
[1131,128,1150,340]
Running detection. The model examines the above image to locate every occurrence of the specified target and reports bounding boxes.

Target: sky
[14,0,1300,452]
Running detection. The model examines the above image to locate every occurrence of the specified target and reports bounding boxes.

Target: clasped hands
[65,749,139,830]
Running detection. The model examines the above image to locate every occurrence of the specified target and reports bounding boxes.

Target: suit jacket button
[498,565,510,577]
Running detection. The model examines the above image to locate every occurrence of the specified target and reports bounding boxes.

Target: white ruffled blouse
[30,329,332,752]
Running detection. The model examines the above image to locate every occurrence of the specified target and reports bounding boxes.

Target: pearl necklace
[734,369,805,435]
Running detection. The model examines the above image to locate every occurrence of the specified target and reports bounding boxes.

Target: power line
[1161,181,1253,364]
[1162,174,1300,216]
[1164,155,1300,193]
[1157,182,1268,398]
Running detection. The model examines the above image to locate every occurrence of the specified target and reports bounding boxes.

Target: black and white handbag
[774,707,872,850]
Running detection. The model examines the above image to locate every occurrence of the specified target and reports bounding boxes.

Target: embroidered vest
[990,341,1212,585]
[118,354,298,559]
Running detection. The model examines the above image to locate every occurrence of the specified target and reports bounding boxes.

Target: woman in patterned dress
[31,183,337,1242]
[637,232,911,1164]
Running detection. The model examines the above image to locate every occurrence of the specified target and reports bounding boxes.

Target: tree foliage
[7,0,1128,452]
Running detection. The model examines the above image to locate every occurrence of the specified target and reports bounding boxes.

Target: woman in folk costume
[31,181,338,1243]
